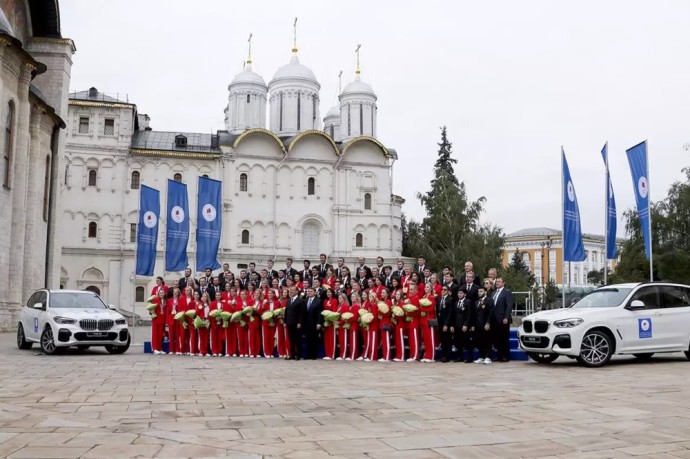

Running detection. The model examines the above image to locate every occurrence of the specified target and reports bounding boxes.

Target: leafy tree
[587,269,603,287]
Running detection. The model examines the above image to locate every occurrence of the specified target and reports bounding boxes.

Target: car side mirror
[108,304,116,310]
[626,300,646,311]
[32,303,44,310]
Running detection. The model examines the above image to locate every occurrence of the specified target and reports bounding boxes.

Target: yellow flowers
[419,298,433,307]
[146,303,157,319]
[360,312,375,328]
[209,309,223,319]
[402,304,418,313]
[184,309,196,318]
[193,316,207,329]
[261,311,274,321]
[377,302,390,314]
[220,311,232,328]
[341,312,354,321]
[392,306,405,317]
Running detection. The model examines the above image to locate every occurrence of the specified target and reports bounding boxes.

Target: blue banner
[196,176,222,272]
[165,179,190,272]
[135,185,160,276]
[601,143,617,259]
[562,149,586,262]
[626,141,651,259]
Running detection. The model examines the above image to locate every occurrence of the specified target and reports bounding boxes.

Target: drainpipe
[44,126,61,287]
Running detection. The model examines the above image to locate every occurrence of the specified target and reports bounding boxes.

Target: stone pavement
[1,328,690,458]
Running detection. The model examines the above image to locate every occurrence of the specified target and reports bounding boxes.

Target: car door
[618,286,665,353]
[23,291,46,341]
[658,285,690,350]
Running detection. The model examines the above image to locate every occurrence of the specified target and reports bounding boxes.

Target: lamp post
[540,236,553,285]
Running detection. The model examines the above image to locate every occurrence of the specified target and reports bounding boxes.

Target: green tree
[499,249,535,293]
[587,269,604,287]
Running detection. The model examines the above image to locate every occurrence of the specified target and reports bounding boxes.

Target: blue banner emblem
[135,185,160,276]
[165,179,190,272]
[626,141,651,260]
[562,149,586,262]
[638,318,652,339]
[196,176,222,272]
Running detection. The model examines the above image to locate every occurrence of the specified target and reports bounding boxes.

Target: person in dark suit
[459,261,482,288]
[356,257,372,278]
[266,259,279,280]
[303,287,323,360]
[437,285,455,362]
[317,253,333,279]
[284,257,298,280]
[452,288,475,363]
[443,272,459,298]
[491,277,513,362]
[179,267,197,291]
[462,272,480,303]
[197,277,216,302]
[474,287,494,364]
[393,260,405,279]
[285,286,306,360]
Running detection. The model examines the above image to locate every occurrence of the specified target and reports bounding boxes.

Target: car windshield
[50,292,107,309]
[572,288,632,308]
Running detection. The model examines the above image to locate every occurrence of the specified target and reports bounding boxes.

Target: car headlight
[115,318,126,325]
[53,316,77,325]
[553,318,583,328]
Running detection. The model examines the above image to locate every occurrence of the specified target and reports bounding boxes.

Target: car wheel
[633,353,654,361]
[105,335,130,355]
[577,330,613,368]
[40,327,58,355]
[527,352,559,364]
[16,323,33,350]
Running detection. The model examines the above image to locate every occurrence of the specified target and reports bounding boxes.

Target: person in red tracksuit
[322,268,337,290]
[166,288,182,355]
[180,287,194,355]
[420,283,438,363]
[260,289,279,358]
[378,288,393,362]
[336,293,352,360]
[209,296,225,356]
[372,277,386,299]
[187,290,202,355]
[358,295,370,361]
[277,288,290,358]
[321,288,338,360]
[405,284,422,362]
[247,291,262,358]
[151,276,169,298]
[196,293,211,356]
[235,290,249,357]
[365,291,381,361]
[151,289,168,354]
[221,285,237,357]
[348,292,362,360]
[392,289,407,362]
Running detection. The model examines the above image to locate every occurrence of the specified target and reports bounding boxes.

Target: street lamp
[540,236,553,285]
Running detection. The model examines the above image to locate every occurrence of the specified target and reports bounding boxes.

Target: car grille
[523,320,533,333]
[74,332,118,341]
[79,319,114,331]
[535,320,549,333]
[520,335,550,349]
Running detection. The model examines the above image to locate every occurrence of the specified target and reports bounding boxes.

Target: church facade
[59,43,404,310]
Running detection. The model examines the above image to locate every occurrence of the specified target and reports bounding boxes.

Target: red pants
[349,329,360,360]
[151,322,165,352]
[237,326,248,356]
[197,327,210,355]
[421,321,437,361]
[188,327,198,354]
[180,325,190,354]
[277,323,289,357]
[262,323,276,357]
[247,326,260,357]
[338,327,349,359]
[394,324,406,360]
[361,328,369,358]
[170,321,186,354]
[407,326,420,360]
[367,329,379,361]
[380,329,392,361]
[323,325,337,359]
[211,322,224,355]
[225,324,237,356]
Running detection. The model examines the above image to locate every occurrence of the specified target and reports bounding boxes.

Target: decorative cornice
[31,37,77,52]
[69,100,134,109]
[129,149,220,160]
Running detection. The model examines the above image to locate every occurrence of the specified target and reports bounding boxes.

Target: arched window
[88,169,97,187]
[135,286,145,302]
[246,94,251,104]
[88,222,98,238]
[239,173,248,192]
[364,193,372,210]
[202,174,209,178]
[173,173,182,182]
[3,101,14,188]
[307,177,315,195]
[355,233,363,248]
[297,93,301,131]
[241,229,250,244]
[130,171,140,189]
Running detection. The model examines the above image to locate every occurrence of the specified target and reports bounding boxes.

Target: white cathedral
[59,38,404,309]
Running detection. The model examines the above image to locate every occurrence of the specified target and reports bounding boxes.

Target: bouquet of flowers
[392,306,405,317]
[242,306,256,322]
[230,310,246,327]
[209,309,223,320]
[147,295,157,303]
[321,311,340,329]
[261,310,276,326]
[220,311,232,328]
[193,316,208,329]
[419,298,433,317]
[341,311,354,330]
[358,308,368,317]
[402,304,418,313]
[377,302,390,314]
[273,307,286,324]
[174,311,187,329]
[360,312,375,330]
[146,302,158,319]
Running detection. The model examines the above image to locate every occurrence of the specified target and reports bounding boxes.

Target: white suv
[518,282,690,367]
[17,289,130,355]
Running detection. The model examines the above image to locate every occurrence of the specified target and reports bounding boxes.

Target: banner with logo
[562,149,586,262]
[626,141,651,259]
[165,179,189,272]
[196,176,222,272]
[135,185,160,276]
[600,143,617,259]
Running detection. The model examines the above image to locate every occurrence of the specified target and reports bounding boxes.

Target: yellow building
[502,227,621,287]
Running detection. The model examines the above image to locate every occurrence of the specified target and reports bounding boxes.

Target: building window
[347,104,351,136]
[307,177,315,195]
[202,174,209,178]
[104,119,114,136]
[43,156,50,222]
[88,169,97,187]
[173,173,182,182]
[330,125,335,138]
[297,93,301,131]
[371,106,375,134]
[239,173,248,192]
[241,229,250,244]
[88,222,98,238]
[130,171,140,189]
[129,223,136,243]
[135,286,145,302]
[279,93,283,131]
[3,101,14,188]
[175,135,187,148]
[78,116,89,134]
[312,96,316,121]
[246,94,251,103]
[364,193,372,210]
[355,233,363,247]
[359,103,363,135]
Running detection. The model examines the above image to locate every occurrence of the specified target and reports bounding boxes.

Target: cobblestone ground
[1,327,690,458]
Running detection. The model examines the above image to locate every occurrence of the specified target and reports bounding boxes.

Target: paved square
[1,328,690,458]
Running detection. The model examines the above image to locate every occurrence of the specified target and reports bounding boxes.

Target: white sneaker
[364,358,371,362]
[336,357,343,361]
[323,357,332,360]
[393,358,403,362]
[484,358,492,365]
[474,358,484,364]
[176,352,182,356]
[406,358,417,362]
[356,357,363,361]
[345,358,352,361]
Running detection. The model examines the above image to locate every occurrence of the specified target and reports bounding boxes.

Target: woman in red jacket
[378,288,393,362]
[180,287,194,355]
[365,291,380,361]
[151,288,168,354]
[322,287,338,360]
[151,276,169,298]
[405,284,422,362]
[336,292,352,360]
[166,287,182,355]
[276,288,290,358]
[235,290,249,357]
[392,289,407,362]
[420,282,438,363]
[247,290,262,358]
[260,288,279,358]
[196,292,212,357]
[221,284,237,357]
[322,268,337,290]
[209,294,225,357]
[348,292,362,361]
[372,277,386,300]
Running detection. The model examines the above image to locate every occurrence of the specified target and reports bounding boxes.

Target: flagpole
[603,141,609,286]
[133,187,141,327]
[561,147,566,309]
[646,140,653,282]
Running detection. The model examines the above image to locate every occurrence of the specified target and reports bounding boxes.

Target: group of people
[147,255,514,364]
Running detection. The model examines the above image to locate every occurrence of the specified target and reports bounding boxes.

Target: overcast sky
[62,0,690,237]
